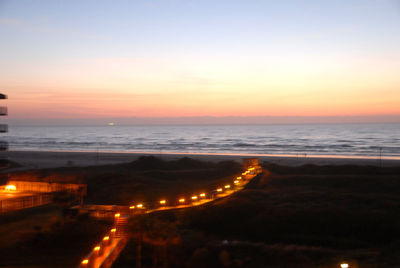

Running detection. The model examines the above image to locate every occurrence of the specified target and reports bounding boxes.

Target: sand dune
[5,150,400,170]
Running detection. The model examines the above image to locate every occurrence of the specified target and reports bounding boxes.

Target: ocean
[4,124,400,159]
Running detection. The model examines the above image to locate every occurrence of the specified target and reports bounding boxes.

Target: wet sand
[5,150,400,170]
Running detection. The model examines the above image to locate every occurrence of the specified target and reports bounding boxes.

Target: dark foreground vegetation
[0,157,241,267]
[114,162,400,268]
[2,158,400,267]
[0,205,111,268]
[8,156,242,205]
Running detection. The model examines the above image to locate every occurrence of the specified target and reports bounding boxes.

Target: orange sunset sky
[1,0,399,124]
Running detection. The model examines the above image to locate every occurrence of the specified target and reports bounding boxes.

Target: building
[0,93,7,184]
[0,180,87,213]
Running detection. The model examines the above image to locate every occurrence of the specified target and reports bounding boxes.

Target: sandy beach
[5,150,400,170]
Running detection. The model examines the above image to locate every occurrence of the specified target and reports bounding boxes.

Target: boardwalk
[0,181,86,213]
[78,163,262,268]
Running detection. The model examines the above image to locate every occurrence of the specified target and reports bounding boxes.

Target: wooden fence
[0,192,54,213]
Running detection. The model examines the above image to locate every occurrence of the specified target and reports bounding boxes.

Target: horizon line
[6,114,400,126]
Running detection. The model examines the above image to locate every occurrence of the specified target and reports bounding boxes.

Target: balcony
[0,141,8,151]
[0,107,7,116]
[0,124,7,133]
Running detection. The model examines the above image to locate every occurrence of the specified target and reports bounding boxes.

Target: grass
[0,205,62,248]
[114,162,400,267]
[0,205,111,267]
[1,157,242,267]
[6,158,400,267]
[9,156,242,205]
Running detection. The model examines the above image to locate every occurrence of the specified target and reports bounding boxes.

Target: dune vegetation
[115,162,400,268]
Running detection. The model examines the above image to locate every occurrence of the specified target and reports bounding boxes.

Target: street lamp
[5,185,16,191]
[340,263,349,268]
[159,200,166,205]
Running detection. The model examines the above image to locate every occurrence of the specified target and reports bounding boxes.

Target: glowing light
[340,264,349,268]
[200,193,206,197]
[191,196,198,200]
[159,200,166,205]
[5,185,16,191]
[179,198,185,203]
[224,185,231,189]
[111,228,116,233]
[237,177,242,180]
[241,173,246,175]
[103,236,110,241]
[81,259,89,264]
[137,204,143,208]
[234,180,239,184]
[217,188,223,192]
[129,205,135,209]
[94,246,101,251]
[114,213,120,218]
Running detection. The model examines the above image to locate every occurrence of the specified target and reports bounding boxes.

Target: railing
[99,236,128,268]
[71,205,121,220]
[0,192,54,213]
[0,106,7,116]
[7,180,87,195]
[78,228,128,268]
[0,124,7,133]
[77,163,262,268]
[0,141,8,151]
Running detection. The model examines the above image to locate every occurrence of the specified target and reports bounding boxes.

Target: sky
[0,0,400,124]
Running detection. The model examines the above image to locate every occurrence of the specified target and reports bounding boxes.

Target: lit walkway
[78,165,261,268]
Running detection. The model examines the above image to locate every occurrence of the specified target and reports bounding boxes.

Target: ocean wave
[6,124,400,157]
[233,143,257,147]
